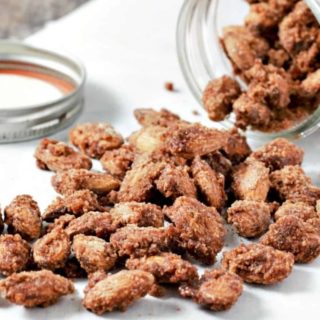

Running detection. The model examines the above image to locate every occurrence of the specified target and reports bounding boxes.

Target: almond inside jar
[202,0,320,133]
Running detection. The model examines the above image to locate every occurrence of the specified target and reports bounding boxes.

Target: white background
[0,0,320,319]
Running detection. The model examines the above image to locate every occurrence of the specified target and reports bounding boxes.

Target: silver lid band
[0,41,86,143]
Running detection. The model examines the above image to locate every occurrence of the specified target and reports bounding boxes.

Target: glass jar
[176,0,320,142]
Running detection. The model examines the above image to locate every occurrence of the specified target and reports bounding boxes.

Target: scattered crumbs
[192,110,200,116]
[164,82,174,92]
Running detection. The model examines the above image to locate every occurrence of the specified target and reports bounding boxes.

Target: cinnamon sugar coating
[279,2,319,56]
[227,200,271,238]
[35,138,92,172]
[100,144,135,179]
[155,163,197,200]
[33,227,70,270]
[83,270,154,314]
[301,69,320,96]
[117,155,166,202]
[165,123,229,159]
[0,234,30,276]
[72,235,117,273]
[43,190,104,221]
[129,125,169,154]
[222,243,294,284]
[274,201,319,222]
[222,26,269,72]
[245,2,283,35]
[233,93,272,129]
[65,211,116,238]
[70,123,123,159]
[52,169,120,195]
[270,165,320,205]
[110,225,170,258]
[110,202,164,228]
[4,195,42,240]
[250,138,304,171]
[191,157,226,209]
[202,76,241,121]
[232,159,270,201]
[222,128,252,164]
[164,197,225,264]
[260,215,320,263]
[134,108,181,127]
[0,270,74,307]
[126,252,198,284]
[183,269,243,311]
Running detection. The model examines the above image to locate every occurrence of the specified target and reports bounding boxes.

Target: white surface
[0,74,63,108]
[0,0,320,319]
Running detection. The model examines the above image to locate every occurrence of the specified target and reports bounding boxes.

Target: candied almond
[126,252,198,284]
[0,234,30,276]
[233,93,272,130]
[134,108,181,127]
[232,159,270,202]
[166,123,229,159]
[42,190,104,221]
[221,243,294,284]
[110,225,170,258]
[72,235,117,273]
[270,165,320,205]
[34,138,92,172]
[100,144,135,179]
[83,270,154,314]
[65,211,115,238]
[250,138,304,171]
[245,2,283,35]
[194,269,243,311]
[274,201,318,222]
[202,76,241,121]
[191,157,227,209]
[222,26,269,72]
[33,227,70,270]
[155,163,197,200]
[0,270,74,307]
[52,169,120,195]
[117,155,166,202]
[4,195,42,240]
[69,123,123,159]
[222,128,251,164]
[110,202,164,228]
[164,196,225,264]
[260,215,320,263]
[227,200,271,238]
[129,125,168,154]
[279,1,319,55]
[301,69,320,97]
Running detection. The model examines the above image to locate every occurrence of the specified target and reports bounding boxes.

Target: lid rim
[0,40,86,143]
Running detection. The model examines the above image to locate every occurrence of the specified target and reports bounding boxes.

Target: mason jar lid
[0,40,86,143]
